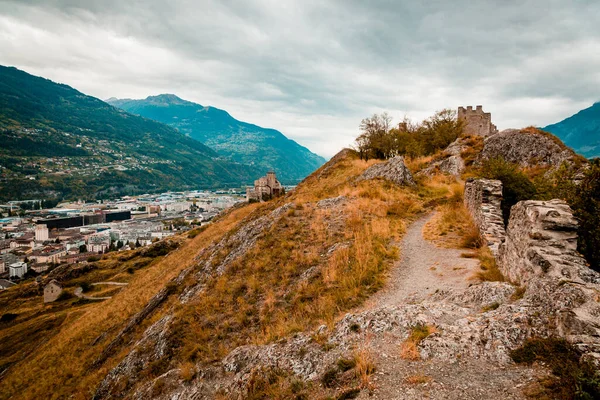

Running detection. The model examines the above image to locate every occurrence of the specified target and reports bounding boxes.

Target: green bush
[511,337,600,399]
[479,157,537,224]
[568,159,600,271]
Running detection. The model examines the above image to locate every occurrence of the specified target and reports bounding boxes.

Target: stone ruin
[458,105,498,137]
[465,178,600,359]
[463,178,505,256]
[246,171,284,202]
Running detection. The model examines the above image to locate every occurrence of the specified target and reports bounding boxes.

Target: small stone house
[43,279,63,303]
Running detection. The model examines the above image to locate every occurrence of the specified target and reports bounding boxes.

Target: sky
[1,1,599,158]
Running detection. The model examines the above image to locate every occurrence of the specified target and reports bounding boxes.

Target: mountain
[0,66,258,200]
[107,94,326,183]
[543,102,600,158]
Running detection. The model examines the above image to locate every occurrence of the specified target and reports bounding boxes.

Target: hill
[107,95,326,183]
[0,66,258,200]
[543,102,600,158]
[1,126,599,399]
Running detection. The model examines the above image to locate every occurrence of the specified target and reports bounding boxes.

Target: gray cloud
[0,0,599,157]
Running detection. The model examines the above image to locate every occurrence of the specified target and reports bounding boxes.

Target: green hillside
[544,102,600,158]
[107,94,326,183]
[0,66,258,200]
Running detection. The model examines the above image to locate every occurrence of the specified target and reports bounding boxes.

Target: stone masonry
[497,199,600,358]
[458,105,498,137]
[463,178,506,256]
[497,199,595,285]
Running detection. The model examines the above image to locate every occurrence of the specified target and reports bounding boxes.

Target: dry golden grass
[405,154,435,173]
[423,184,482,250]
[472,247,505,282]
[179,361,196,382]
[0,203,261,400]
[353,347,376,390]
[0,150,460,400]
[400,324,438,361]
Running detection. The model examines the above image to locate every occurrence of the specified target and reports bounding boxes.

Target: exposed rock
[496,199,600,358]
[498,200,593,285]
[359,156,415,186]
[464,178,506,256]
[477,129,576,169]
[419,137,469,177]
[317,195,347,209]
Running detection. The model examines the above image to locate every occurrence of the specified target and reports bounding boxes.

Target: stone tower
[458,105,498,137]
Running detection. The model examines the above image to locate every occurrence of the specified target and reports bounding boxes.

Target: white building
[35,224,49,241]
[9,261,28,278]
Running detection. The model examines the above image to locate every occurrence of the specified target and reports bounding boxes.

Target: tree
[135,239,141,248]
[568,160,600,271]
[79,244,87,253]
[117,240,124,249]
[357,112,394,160]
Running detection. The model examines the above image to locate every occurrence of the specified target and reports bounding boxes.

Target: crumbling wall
[498,199,596,285]
[497,200,600,357]
[463,178,506,256]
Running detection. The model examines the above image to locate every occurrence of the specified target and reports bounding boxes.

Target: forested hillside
[0,66,257,200]
[108,94,326,183]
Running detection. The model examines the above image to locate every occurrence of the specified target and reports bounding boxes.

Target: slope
[543,102,600,158]
[0,66,257,200]
[107,94,326,183]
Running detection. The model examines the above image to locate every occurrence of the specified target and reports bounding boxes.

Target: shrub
[479,157,537,224]
[568,160,600,272]
[0,313,17,323]
[511,337,600,399]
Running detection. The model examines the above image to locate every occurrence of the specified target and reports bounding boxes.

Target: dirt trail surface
[367,213,479,308]
[356,213,535,399]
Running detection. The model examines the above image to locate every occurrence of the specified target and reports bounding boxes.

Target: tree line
[355,109,464,160]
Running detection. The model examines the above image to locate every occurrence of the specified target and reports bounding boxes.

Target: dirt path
[356,212,533,399]
[366,212,479,308]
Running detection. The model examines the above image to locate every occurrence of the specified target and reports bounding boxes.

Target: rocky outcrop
[359,156,415,186]
[464,178,506,256]
[420,137,468,177]
[478,128,576,169]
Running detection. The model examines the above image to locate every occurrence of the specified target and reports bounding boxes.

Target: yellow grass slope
[0,149,461,400]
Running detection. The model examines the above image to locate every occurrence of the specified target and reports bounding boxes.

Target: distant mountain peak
[145,94,191,105]
[107,95,326,182]
[544,102,600,158]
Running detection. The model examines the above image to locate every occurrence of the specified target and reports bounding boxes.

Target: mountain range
[0,66,325,201]
[107,95,326,183]
[543,102,600,158]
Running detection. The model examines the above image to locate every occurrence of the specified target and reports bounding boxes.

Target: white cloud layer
[1,0,599,157]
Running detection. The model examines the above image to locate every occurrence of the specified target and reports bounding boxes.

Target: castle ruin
[246,171,284,202]
[458,105,498,137]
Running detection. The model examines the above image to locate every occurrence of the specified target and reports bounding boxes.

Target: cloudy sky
[1,0,599,158]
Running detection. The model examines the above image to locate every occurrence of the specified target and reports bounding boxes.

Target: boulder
[359,156,415,186]
[477,128,576,169]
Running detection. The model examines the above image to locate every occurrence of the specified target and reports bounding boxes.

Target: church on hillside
[246,171,284,202]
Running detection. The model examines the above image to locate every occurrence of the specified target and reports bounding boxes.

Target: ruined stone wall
[497,200,600,356]
[458,105,498,137]
[463,178,506,256]
[497,199,596,285]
